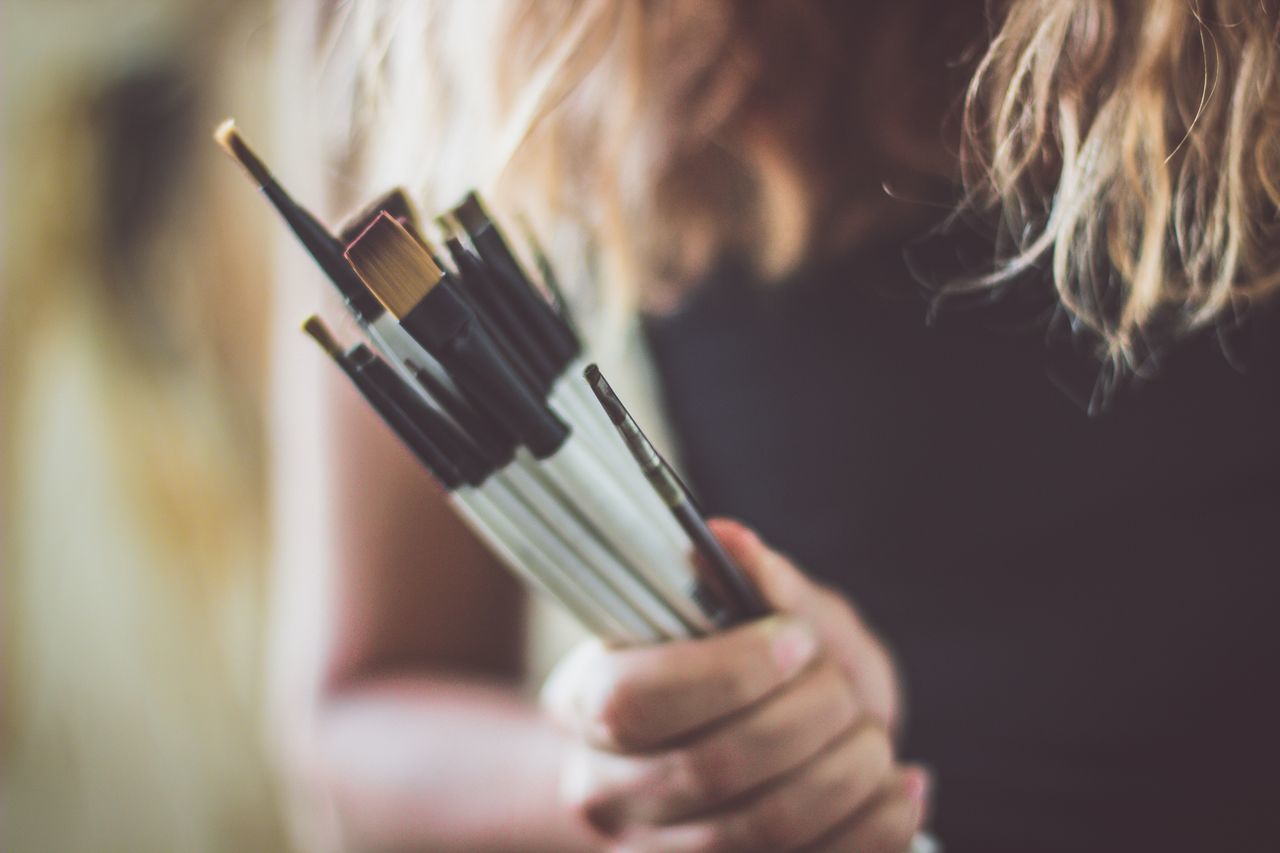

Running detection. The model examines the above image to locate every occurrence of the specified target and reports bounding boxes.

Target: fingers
[707,518,817,613]
[802,768,929,853]
[709,518,901,728]
[543,617,820,751]
[560,659,862,832]
[615,723,896,852]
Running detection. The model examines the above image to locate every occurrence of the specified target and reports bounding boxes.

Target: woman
[271,2,1280,851]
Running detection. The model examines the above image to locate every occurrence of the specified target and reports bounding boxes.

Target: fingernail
[770,620,818,676]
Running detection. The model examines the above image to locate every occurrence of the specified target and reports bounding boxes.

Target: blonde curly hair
[319,0,1280,370]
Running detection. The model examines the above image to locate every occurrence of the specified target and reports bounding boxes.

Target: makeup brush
[514,211,580,338]
[215,126,477,446]
[450,192,578,368]
[339,187,424,246]
[444,198,649,487]
[442,232,559,391]
[345,213,569,459]
[302,316,464,488]
[585,363,768,623]
[346,214,716,635]
[215,121,380,320]
[452,487,638,643]
[304,318,659,643]
[447,195,640,469]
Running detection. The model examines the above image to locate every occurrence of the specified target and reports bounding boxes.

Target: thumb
[707,517,902,729]
[705,518,817,613]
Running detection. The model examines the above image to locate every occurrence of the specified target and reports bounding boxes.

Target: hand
[542,519,928,852]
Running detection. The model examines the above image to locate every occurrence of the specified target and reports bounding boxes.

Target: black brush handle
[400,287,569,459]
[354,351,495,486]
[338,347,464,489]
[447,240,558,394]
[468,222,580,371]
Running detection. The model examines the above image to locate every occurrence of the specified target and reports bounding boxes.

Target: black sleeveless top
[643,239,1280,853]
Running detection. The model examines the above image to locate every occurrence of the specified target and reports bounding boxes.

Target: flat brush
[215,126,484,461]
[338,187,424,246]
[345,213,569,459]
[304,319,657,643]
[585,363,769,623]
[347,214,715,635]
[337,194,524,465]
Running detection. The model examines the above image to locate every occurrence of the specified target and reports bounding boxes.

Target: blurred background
[3,1,294,849]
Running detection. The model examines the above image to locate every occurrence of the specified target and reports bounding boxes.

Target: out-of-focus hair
[962,0,1280,370]
[320,0,1279,367]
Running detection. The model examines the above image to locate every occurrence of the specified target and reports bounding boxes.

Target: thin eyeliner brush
[514,211,580,340]
[345,214,714,636]
[215,121,380,323]
[302,317,467,488]
[214,123,468,427]
[586,363,768,623]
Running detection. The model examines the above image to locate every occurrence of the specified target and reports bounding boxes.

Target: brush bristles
[452,191,492,235]
[434,213,460,240]
[583,363,627,426]
[212,119,273,188]
[339,188,420,245]
[344,213,444,319]
[301,315,345,362]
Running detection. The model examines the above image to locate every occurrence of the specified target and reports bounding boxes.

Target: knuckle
[819,663,861,727]
[559,749,625,839]
[563,781,624,839]
[677,741,737,804]
[712,658,763,707]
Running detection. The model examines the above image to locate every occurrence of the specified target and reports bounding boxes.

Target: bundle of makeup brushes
[215,120,939,853]
[215,120,768,645]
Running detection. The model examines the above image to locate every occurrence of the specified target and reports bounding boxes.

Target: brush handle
[455,487,644,644]
[535,438,718,635]
[403,292,568,458]
[500,464,683,640]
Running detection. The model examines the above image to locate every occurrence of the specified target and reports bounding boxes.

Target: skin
[282,357,926,850]
[543,519,929,852]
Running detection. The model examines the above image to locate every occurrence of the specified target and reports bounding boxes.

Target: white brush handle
[500,464,684,640]
[450,489,624,640]
[487,471,668,643]
[532,438,716,635]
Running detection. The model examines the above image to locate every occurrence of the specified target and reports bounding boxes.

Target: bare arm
[269,311,594,852]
